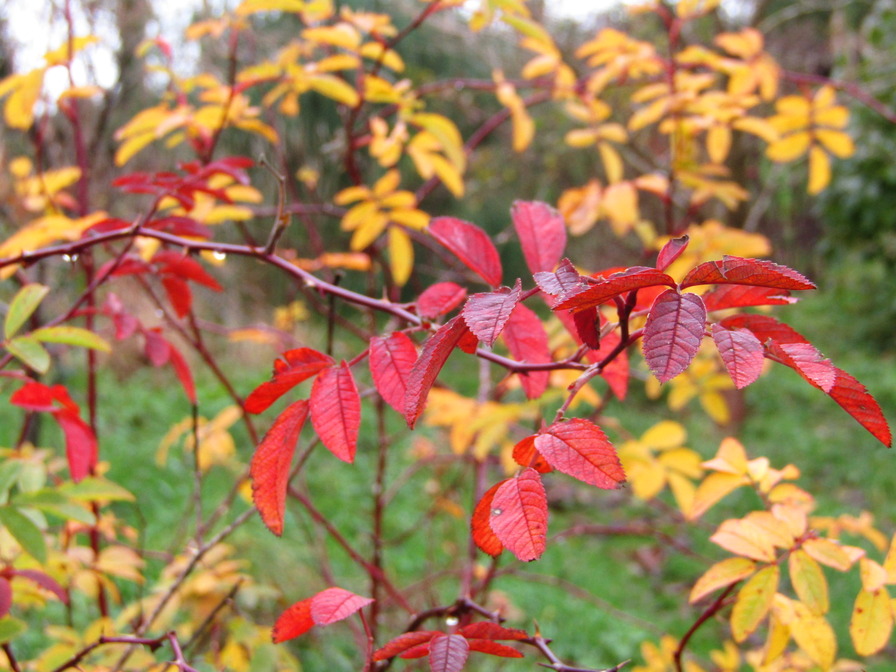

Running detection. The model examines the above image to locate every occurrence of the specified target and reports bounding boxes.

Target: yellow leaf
[711,517,777,562]
[359,43,404,72]
[602,181,639,235]
[789,601,836,668]
[766,132,810,162]
[511,107,535,153]
[763,612,790,665]
[808,145,830,194]
[667,471,697,517]
[860,557,889,592]
[883,533,896,583]
[706,126,731,164]
[349,212,388,250]
[302,25,361,50]
[789,549,828,614]
[690,557,757,603]
[816,129,854,158]
[747,511,794,549]
[388,227,413,287]
[309,75,360,107]
[598,142,624,183]
[409,113,466,170]
[730,565,778,642]
[0,69,44,129]
[702,437,749,475]
[690,472,746,519]
[802,538,853,571]
[236,0,311,15]
[641,420,687,449]
[732,116,778,143]
[430,154,465,198]
[850,588,893,656]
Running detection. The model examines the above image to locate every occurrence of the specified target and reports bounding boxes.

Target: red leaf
[465,640,524,658]
[11,569,67,603]
[310,587,373,625]
[718,314,809,345]
[554,267,676,311]
[489,468,548,562]
[374,631,442,661]
[161,276,192,317]
[826,369,892,447]
[401,643,434,659]
[153,251,223,290]
[56,411,97,483]
[272,598,314,643]
[418,282,467,319]
[167,342,196,404]
[144,328,171,367]
[656,235,689,271]
[642,290,706,383]
[147,215,213,239]
[535,419,625,489]
[462,279,522,347]
[680,256,816,291]
[246,348,334,414]
[765,342,836,393]
[370,333,418,414]
[711,324,764,389]
[702,285,796,312]
[310,363,361,463]
[429,633,470,672]
[533,258,588,304]
[511,200,566,274]
[429,217,502,287]
[472,481,506,556]
[502,304,551,399]
[573,307,601,350]
[512,435,552,473]
[10,381,66,413]
[0,578,10,618]
[405,316,471,428]
[250,400,309,536]
[456,622,528,640]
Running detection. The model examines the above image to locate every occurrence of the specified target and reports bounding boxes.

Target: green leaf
[14,490,95,524]
[0,506,47,563]
[0,461,23,502]
[0,616,27,643]
[4,284,49,339]
[5,336,50,373]
[31,326,111,352]
[59,477,135,502]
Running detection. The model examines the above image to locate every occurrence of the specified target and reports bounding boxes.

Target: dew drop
[212,251,227,261]
[445,616,459,627]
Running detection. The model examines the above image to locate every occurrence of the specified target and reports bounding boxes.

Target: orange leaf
[250,400,309,536]
[690,557,756,603]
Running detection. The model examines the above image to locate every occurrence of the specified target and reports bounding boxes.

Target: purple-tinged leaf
[680,256,816,291]
[465,640,524,658]
[656,235,689,271]
[533,258,588,304]
[711,324,764,389]
[643,290,707,383]
[429,633,470,672]
[511,200,566,274]
[462,279,522,347]
[554,267,676,311]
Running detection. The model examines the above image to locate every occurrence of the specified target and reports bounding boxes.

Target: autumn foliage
[0,1,893,671]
